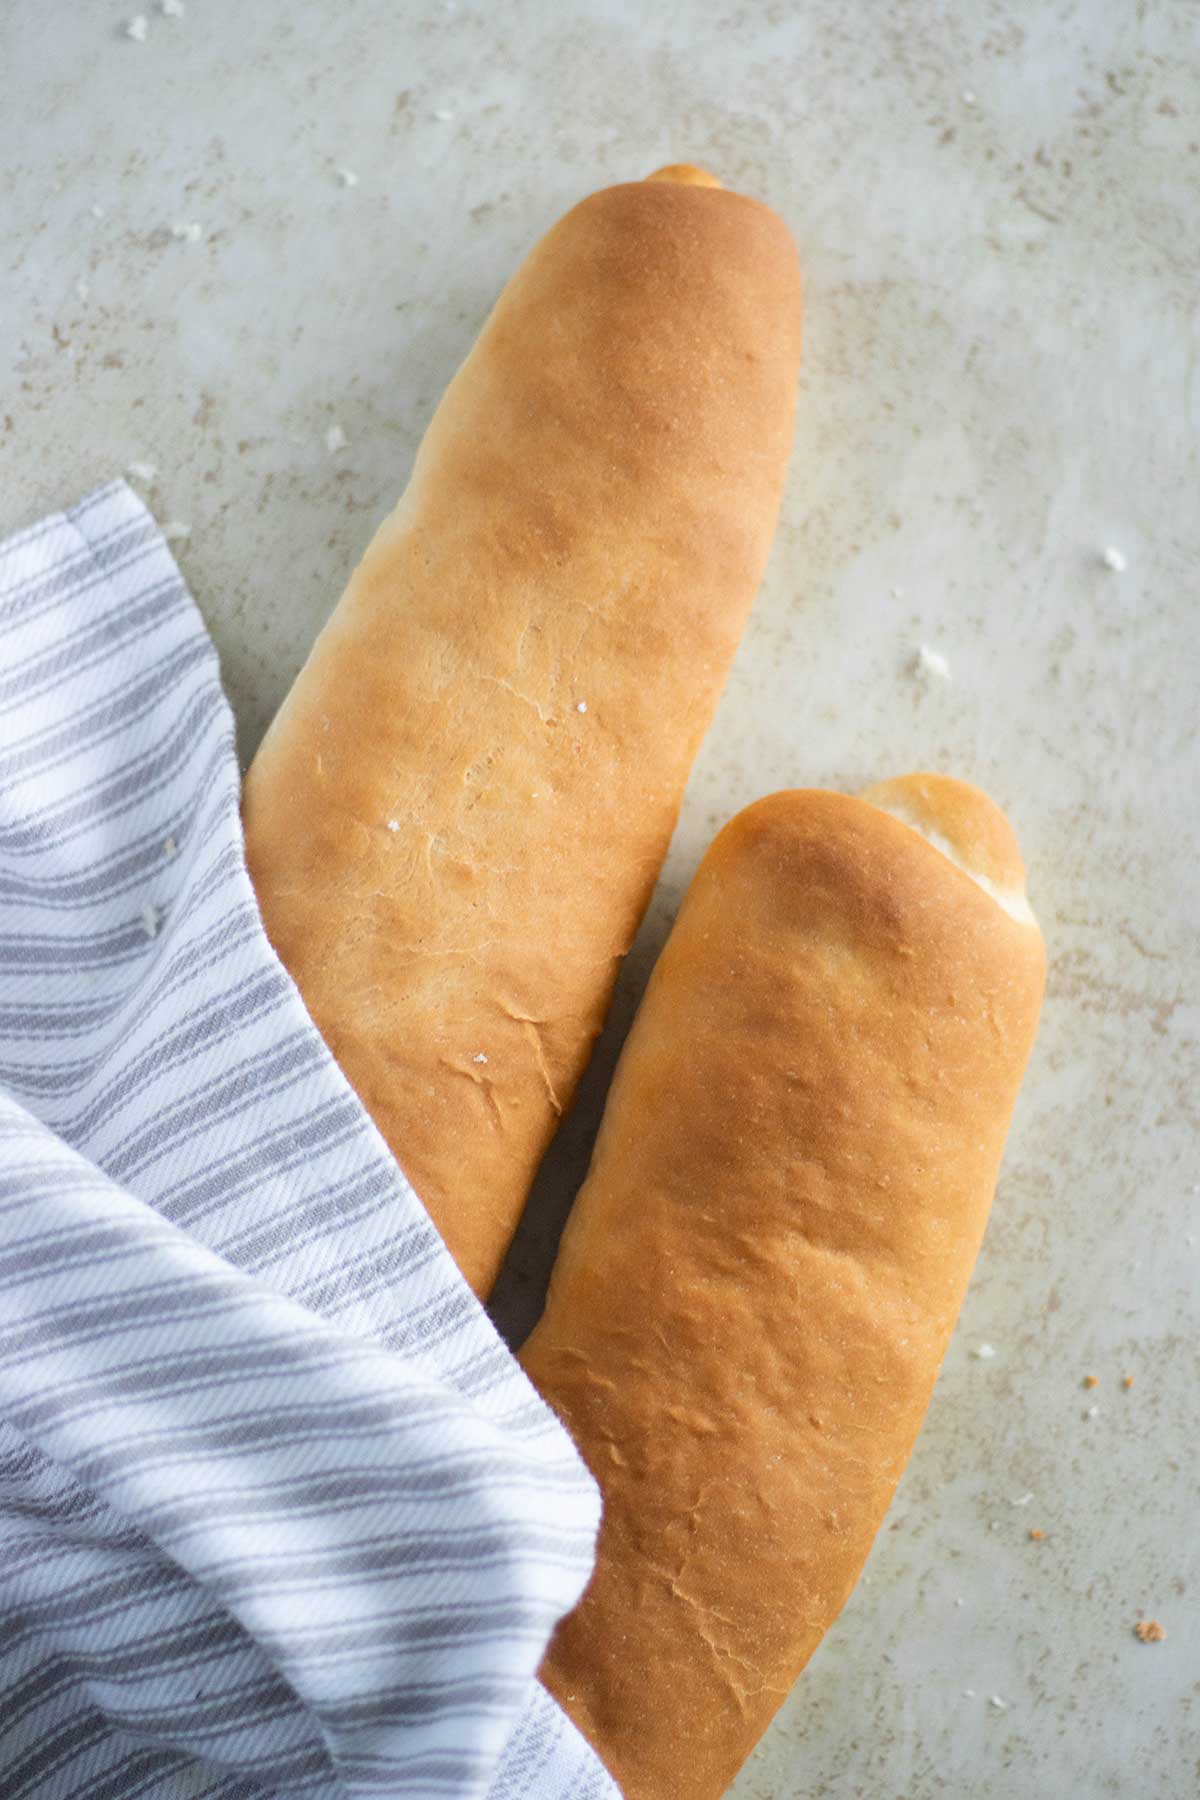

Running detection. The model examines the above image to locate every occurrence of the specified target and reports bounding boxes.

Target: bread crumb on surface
[576,700,588,713]
[1102,545,1128,572]
[1135,1620,1166,1643]
[1028,1528,1046,1541]
[386,819,399,832]
[1085,1404,1100,1419]
[141,903,160,939]
[337,168,359,188]
[1011,1492,1034,1507]
[127,460,157,483]
[972,1343,997,1360]
[1123,1374,1135,1389]
[963,1687,975,1697]
[125,14,149,40]
[472,1052,488,1064]
[962,89,977,104]
[161,0,185,15]
[325,423,348,454]
[164,836,176,858]
[915,644,952,682]
[1083,1374,1098,1389]
[170,221,204,244]
[163,521,191,543]
[989,1695,1008,1711]
[433,108,456,121]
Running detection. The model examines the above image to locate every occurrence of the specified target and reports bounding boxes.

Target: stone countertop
[3,2,1197,1795]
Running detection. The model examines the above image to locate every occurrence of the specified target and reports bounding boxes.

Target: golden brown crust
[242,175,803,1296]
[521,782,1045,1800]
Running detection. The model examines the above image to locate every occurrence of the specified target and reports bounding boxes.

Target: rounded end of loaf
[698,787,1044,1007]
[568,169,802,354]
[645,162,724,188]
[545,170,802,466]
[859,772,1040,930]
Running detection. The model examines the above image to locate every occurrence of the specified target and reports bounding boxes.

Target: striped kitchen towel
[0,481,619,1800]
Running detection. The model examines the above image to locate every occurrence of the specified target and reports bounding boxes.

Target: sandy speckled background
[3,2,1198,1795]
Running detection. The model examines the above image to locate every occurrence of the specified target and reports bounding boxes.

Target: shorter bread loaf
[520,774,1045,1800]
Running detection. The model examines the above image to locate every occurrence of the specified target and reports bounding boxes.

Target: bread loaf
[242,168,803,1296]
[520,774,1045,1799]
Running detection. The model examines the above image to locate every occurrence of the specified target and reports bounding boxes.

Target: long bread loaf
[242,168,803,1296]
[520,773,1045,1799]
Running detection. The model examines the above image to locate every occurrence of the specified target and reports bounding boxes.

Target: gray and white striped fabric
[0,481,619,1800]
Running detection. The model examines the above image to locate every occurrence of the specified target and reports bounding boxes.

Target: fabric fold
[0,483,617,1800]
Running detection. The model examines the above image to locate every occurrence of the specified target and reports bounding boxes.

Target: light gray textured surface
[3,3,1197,1797]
